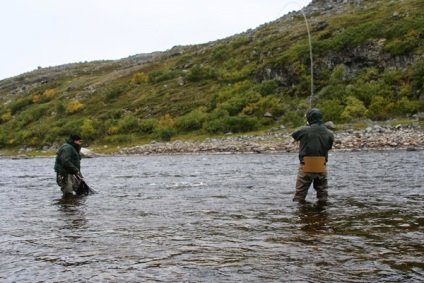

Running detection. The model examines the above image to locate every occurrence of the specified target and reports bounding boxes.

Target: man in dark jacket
[291,108,334,203]
[54,134,83,197]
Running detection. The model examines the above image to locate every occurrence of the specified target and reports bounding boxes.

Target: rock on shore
[118,124,424,155]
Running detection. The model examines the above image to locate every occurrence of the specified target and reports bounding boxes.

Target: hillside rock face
[254,0,422,89]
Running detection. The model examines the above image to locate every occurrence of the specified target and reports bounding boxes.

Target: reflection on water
[0,151,423,282]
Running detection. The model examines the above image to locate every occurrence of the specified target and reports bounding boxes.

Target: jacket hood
[306,108,323,125]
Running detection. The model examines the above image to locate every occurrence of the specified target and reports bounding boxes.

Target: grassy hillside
[0,0,423,153]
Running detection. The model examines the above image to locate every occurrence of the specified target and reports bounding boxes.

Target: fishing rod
[278,1,314,109]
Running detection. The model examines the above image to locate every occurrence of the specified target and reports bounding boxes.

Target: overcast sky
[1,0,311,80]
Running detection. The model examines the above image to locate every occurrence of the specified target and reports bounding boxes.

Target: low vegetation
[0,0,423,154]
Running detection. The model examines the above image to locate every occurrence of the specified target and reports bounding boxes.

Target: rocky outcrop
[118,123,424,155]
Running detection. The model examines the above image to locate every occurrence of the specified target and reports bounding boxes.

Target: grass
[0,0,423,152]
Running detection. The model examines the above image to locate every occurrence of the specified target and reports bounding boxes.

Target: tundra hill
[0,0,423,153]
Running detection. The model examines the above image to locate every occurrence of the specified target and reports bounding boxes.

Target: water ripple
[0,151,423,282]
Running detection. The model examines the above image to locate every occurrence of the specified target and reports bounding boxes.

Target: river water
[0,150,423,282]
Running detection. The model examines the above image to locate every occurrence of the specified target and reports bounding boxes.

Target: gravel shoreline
[117,123,424,156]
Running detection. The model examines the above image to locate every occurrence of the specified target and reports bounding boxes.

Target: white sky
[0,0,311,80]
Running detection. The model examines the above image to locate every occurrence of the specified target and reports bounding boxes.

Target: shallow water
[0,151,423,282]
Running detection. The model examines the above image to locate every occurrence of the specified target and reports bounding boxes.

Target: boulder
[80,148,96,158]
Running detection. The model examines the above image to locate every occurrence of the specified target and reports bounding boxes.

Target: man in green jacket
[291,108,334,203]
[54,134,83,197]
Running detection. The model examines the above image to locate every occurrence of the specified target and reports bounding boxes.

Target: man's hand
[75,173,84,182]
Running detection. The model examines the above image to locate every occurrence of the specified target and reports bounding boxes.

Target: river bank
[117,123,424,155]
[2,121,423,158]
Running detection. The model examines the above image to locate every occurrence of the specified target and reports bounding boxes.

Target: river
[0,150,423,282]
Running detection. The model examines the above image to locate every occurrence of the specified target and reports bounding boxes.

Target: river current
[0,150,423,282]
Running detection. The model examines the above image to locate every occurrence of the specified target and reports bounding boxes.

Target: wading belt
[303,156,326,173]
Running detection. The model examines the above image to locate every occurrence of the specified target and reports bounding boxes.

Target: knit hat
[69,134,82,141]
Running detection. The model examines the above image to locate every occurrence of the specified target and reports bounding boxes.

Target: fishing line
[277,1,314,109]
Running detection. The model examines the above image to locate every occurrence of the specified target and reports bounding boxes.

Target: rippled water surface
[0,151,423,282]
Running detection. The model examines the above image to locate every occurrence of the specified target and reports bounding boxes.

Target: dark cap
[69,134,82,141]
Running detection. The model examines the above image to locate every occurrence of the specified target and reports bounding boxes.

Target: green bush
[384,38,418,56]
[231,36,250,49]
[10,98,32,114]
[148,69,180,83]
[225,116,260,133]
[107,109,123,119]
[412,59,424,90]
[81,119,97,140]
[352,80,391,107]
[340,97,367,121]
[14,105,48,128]
[154,126,176,141]
[56,103,66,116]
[366,96,394,120]
[212,44,229,61]
[186,65,219,82]
[317,99,344,122]
[280,111,306,128]
[202,109,230,133]
[254,80,279,96]
[391,97,419,116]
[118,116,139,133]
[105,87,124,101]
[176,108,208,131]
[139,118,158,134]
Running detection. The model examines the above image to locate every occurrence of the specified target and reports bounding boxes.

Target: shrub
[202,109,230,133]
[108,126,119,135]
[33,94,41,103]
[56,103,66,116]
[81,119,96,140]
[366,96,395,120]
[105,87,124,101]
[176,108,208,131]
[280,111,306,128]
[352,80,391,107]
[66,100,84,114]
[154,126,176,141]
[44,89,56,97]
[212,44,229,61]
[10,98,32,114]
[148,70,179,83]
[384,38,418,56]
[118,116,139,133]
[186,65,218,82]
[131,72,148,84]
[225,116,260,133]
[107,109,123,119]
[139,118,158,134]
[317,99,344,122]
[159,114,175,128]
[1,110,12,122]
[231,36,250,49]
[340,96,367,121]
[254,80,279,96]
[391,97,419,116]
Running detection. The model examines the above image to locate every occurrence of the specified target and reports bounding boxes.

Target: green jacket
[291,108,334,163]
[54,138,81,174]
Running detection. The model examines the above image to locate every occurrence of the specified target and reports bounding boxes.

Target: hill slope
[0,0,423,152]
